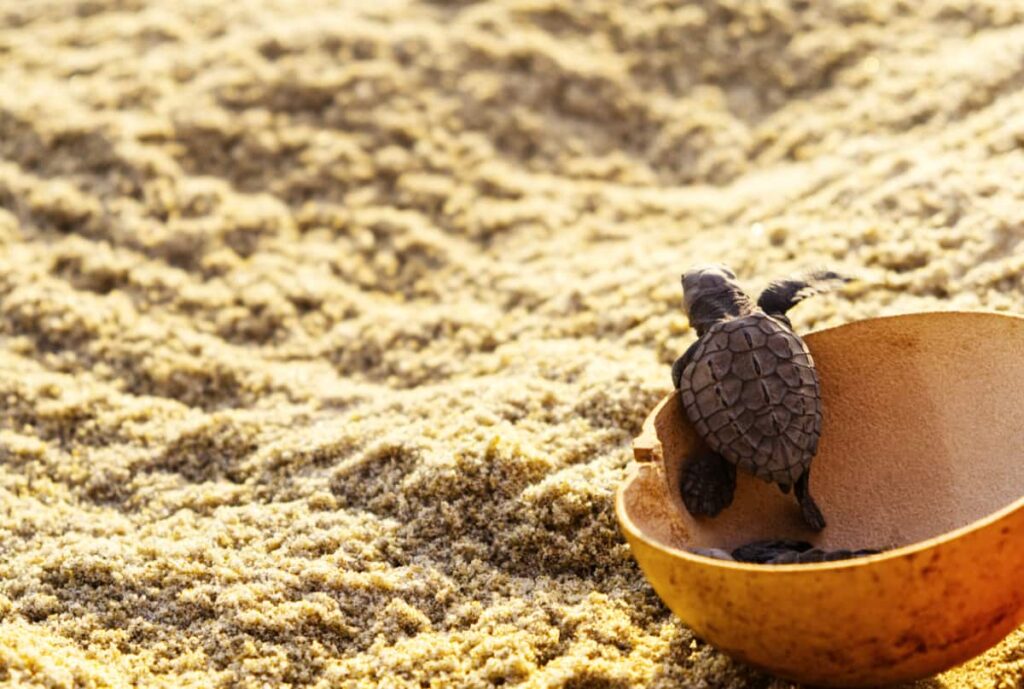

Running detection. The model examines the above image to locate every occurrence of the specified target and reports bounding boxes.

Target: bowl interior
[628,312,1024,553]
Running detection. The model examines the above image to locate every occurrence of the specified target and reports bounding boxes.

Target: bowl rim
[617,309,1024,574]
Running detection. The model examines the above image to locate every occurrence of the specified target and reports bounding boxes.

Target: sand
[0,0,1022,686]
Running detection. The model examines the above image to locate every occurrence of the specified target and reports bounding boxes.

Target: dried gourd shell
[617,312,1024,686]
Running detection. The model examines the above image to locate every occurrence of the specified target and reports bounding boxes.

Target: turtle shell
[679,312,821,486]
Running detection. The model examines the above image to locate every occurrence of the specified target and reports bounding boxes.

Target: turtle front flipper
[671,339,700,390]
[681,449,736,518]
[795,469,826,531]
[757,270,850,322]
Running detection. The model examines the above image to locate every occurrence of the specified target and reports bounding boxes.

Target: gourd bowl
[616,312,1024,686]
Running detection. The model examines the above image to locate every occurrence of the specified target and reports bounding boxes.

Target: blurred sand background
[1,0,1023,686]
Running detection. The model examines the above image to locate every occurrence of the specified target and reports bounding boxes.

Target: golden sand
[0,0,1022,686]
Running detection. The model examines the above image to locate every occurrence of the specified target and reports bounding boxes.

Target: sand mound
[0,0,1022,686]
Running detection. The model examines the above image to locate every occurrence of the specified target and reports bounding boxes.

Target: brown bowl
[616,312,1024,686]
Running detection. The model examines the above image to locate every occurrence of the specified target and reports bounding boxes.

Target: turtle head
[680,264,754,336]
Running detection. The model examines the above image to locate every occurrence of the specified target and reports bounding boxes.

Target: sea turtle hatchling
[691,540,883,564]
[671,265,849,530]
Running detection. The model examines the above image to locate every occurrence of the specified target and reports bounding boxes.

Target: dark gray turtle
[671,265,848,530]
[691,540,883,564]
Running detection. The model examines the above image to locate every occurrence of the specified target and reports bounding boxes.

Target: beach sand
[1,0,1023,686]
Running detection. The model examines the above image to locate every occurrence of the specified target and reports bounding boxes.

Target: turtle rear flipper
[795,470,826,531]
[681,449,736,518]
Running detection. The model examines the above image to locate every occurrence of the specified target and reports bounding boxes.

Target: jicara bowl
[616,312,1024,687]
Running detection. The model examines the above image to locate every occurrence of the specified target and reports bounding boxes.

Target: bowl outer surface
[620,508,1024,686]
[617,312,1024,686]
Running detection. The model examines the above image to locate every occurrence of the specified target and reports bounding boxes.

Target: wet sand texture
[1,1,1023,687]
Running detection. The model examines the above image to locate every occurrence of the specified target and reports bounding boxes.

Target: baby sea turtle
[671,265,848,530]
[691,539,882,564]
